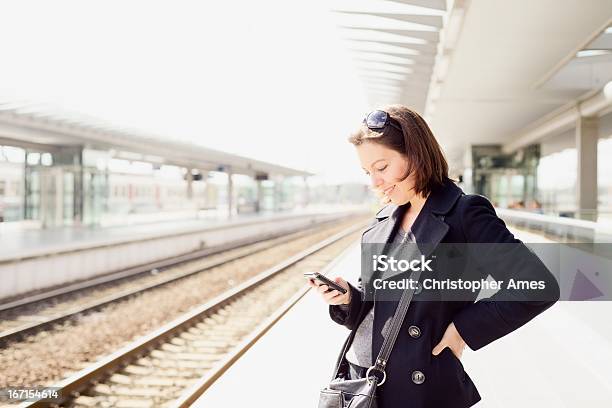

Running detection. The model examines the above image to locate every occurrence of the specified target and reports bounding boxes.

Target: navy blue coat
[329,178,560,407]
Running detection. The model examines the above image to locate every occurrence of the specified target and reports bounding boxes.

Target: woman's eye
[363,165,386,175]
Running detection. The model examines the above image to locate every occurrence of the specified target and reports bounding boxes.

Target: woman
[308,105,560,407]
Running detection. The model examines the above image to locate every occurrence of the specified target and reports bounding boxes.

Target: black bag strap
[372,269,421,373]
[329,216,422,383]
[330,324,357,380]
[329,268,421,382]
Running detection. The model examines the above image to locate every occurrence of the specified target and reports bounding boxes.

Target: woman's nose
[370,174,384,188]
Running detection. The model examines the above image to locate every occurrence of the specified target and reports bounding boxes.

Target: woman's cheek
[391,189,409,205]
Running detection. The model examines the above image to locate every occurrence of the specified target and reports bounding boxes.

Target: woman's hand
[432,322,466,360]
[371,186,392,205]
[308,276,351,306]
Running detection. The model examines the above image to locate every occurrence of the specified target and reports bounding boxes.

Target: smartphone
[304,272,347,294]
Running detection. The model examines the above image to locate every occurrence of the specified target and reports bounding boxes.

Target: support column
[54,167,63,226]
[575,116,598,220]
[74,148,83,226]
[302,176,309,208]
[227,169,233,218]
[273,176,283,211]
[253,172,268,213]
[54,147,83,226]
[201,171,210,210]
[256,180,263,213]
[186,169,193,200]
[23,157,29,221]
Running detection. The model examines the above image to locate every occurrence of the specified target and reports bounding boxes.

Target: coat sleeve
[327,216,379,330]
[452,194,560,351]
[328,281,369,330]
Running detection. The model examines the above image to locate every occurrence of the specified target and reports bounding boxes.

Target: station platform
[0,214,256,261]
[192,227,612,407]
[0,206,368,301]
[0,205,367,262]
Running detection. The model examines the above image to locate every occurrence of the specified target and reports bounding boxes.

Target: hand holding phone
[306,273,351,306]
[304,272,347,294]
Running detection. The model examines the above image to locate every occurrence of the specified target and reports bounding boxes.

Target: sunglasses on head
[363,110,402,132]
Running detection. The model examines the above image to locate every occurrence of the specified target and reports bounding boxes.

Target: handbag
[318,269,422,408]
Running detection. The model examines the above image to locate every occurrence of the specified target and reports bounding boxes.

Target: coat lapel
[379,203,408,244]
[364,178,464,281]
[410,212,449,258]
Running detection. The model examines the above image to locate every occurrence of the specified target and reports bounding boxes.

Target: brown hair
[348,104,448,197]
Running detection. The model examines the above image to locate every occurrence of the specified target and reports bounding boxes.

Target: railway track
[20,221,364,407]
[0,216,355,346]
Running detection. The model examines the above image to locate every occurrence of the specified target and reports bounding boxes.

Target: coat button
[412,370,425,384]
[408,325,421,338]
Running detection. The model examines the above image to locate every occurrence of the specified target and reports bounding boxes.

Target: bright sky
[0,0,379,184]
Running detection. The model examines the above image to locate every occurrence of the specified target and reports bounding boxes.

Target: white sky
[0,0,381,184]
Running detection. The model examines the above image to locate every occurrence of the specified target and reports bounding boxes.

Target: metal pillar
[273,176,283,212]
[201,171,210,210]
[575,116,598,220]
[254,172,268,213]
[302,176,309,207]
[75,149,83,226]
[22,159,28,220]
[227,170,233,218]
[256,180,263,213]
[186,169,193,200]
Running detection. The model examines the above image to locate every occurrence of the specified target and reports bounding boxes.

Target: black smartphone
[304,272,347,294]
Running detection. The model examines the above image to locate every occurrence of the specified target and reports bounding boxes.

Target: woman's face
[356,142,416,206]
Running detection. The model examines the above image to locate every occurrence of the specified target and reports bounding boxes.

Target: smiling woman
[351,106,448,210]
[310,104,560,408]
